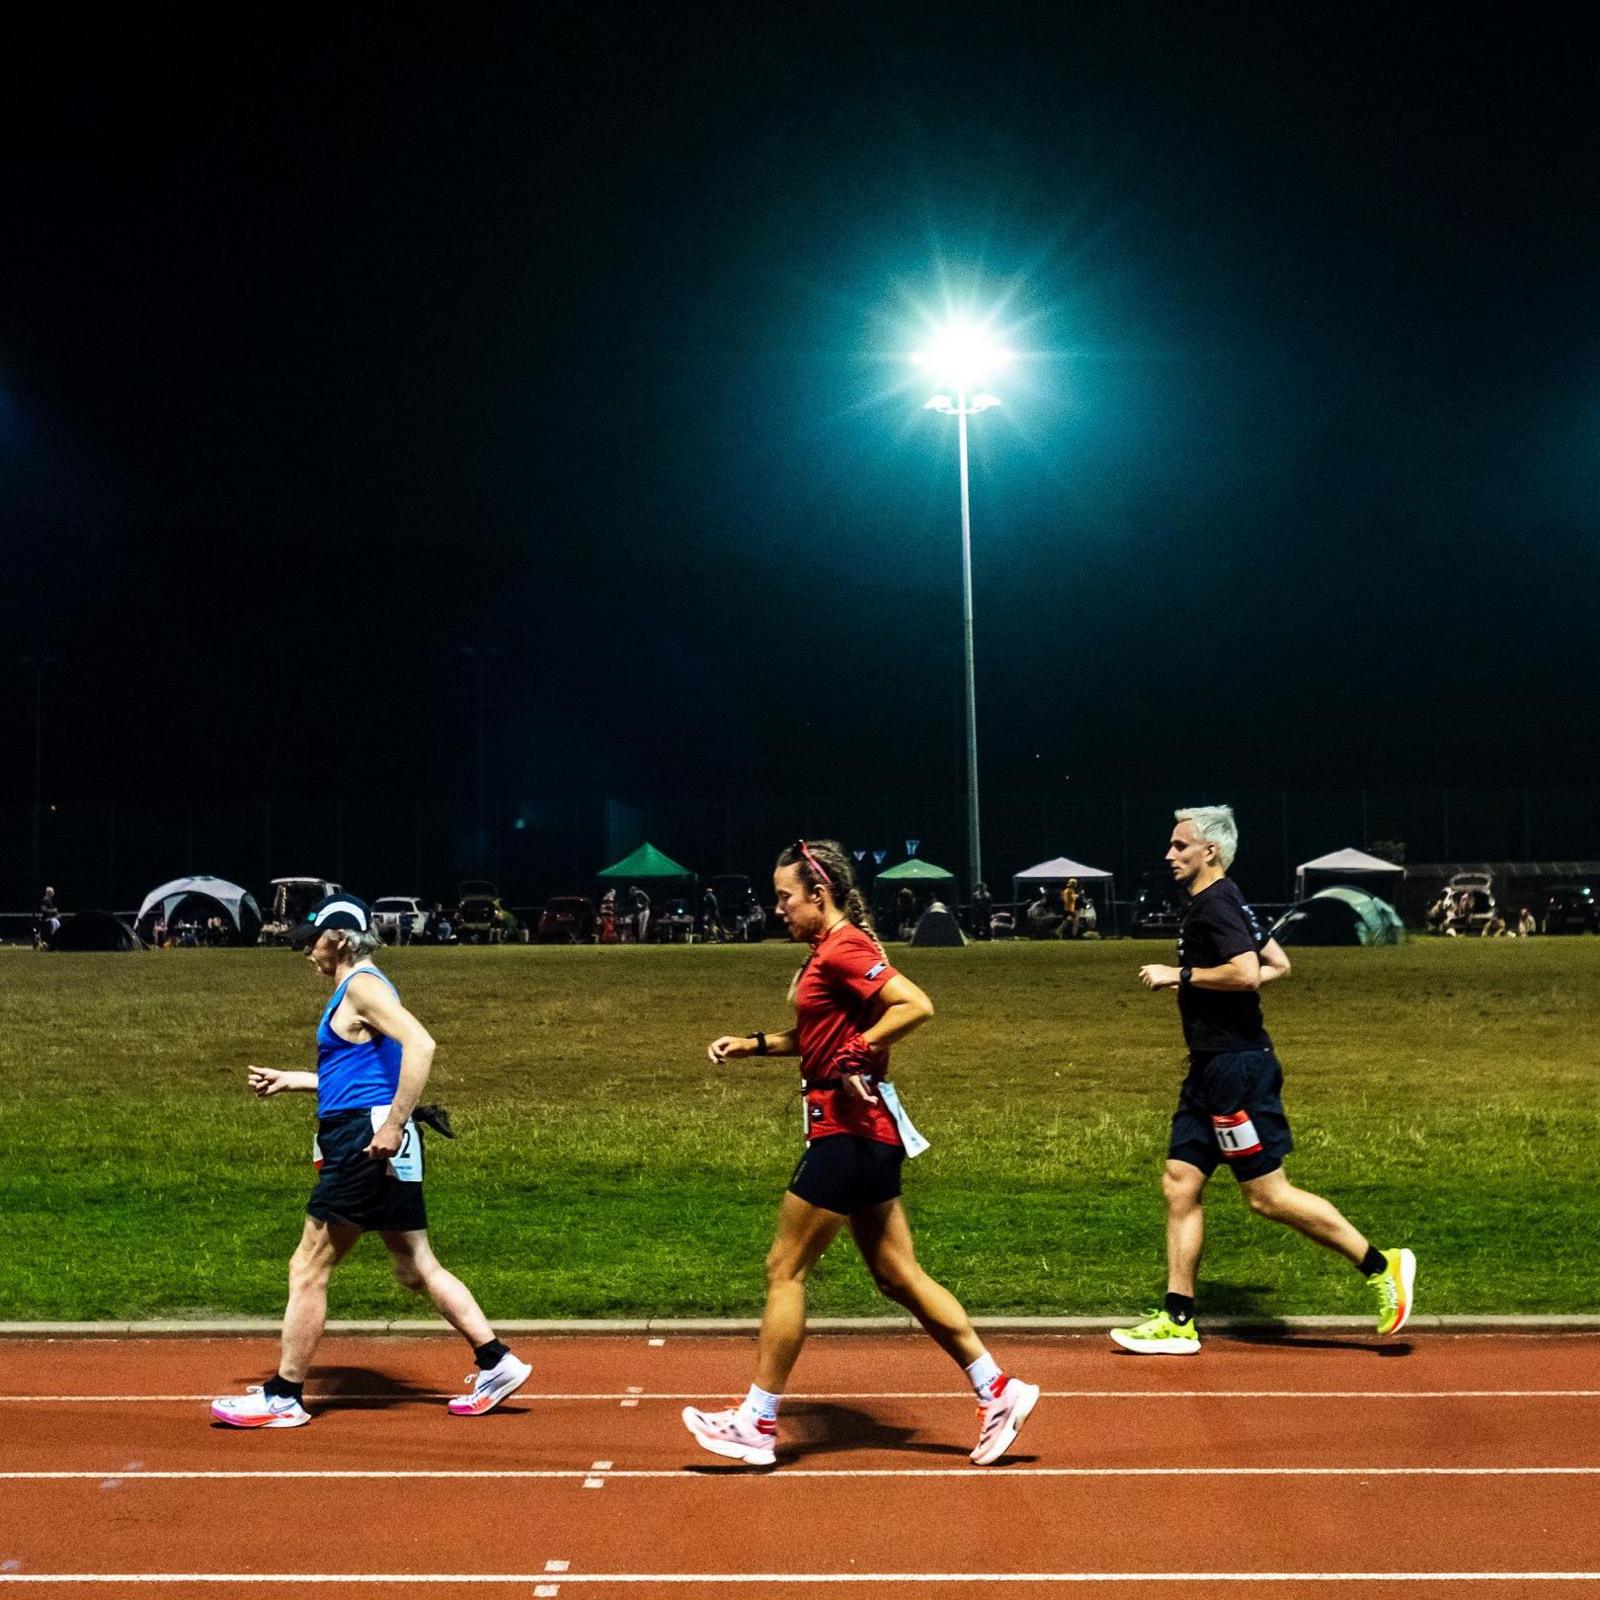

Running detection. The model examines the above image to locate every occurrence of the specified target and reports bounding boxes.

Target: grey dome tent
[136,876,263,945]
[912,902,967,946]
[1270,886,1405,947]
[50,910,145,952]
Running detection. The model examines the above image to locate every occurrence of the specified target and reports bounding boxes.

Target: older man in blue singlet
[211,895,528,1427]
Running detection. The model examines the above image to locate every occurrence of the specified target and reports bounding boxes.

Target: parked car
[260,877,342,946]
[1132,870,1185,939]
[372,896,427,942]
[1539,884,1599,935]
[1442,870,1496,935]
[537,896,596,943]
[456,882,517,944]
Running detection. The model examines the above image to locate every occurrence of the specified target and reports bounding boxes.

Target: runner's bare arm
[346,975,435,1155]
[708,1030,797,1063]
[1140,950,1261,991]
[1257,938,1292,984]
[858,973,934,1050]
[247,1066,318,1096]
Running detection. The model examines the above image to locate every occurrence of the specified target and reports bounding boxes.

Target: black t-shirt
[1176,878,1272,1055]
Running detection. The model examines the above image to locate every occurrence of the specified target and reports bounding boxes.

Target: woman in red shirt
[682,838,1039,1468]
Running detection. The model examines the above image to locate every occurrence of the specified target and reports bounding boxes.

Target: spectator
[971,880,992,941]
[1026,893,1055,938]
[1079,895,1100,938]
[1059,878,1082,940]
[598,888,619,944]
[896,886,916,941]
[700,885,723,943]
[36,885,61,948]
[629,884,651,944]
[1517,906,1537,937]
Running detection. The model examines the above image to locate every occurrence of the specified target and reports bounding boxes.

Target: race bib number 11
[1211,1109,1263,1159]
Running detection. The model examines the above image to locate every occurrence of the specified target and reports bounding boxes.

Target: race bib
[372,1105,423,1182]
[1211,1109,1262,1159]
[878,1080,930,1159]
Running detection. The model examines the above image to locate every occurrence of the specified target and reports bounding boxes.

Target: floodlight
[969,393,1001,413]
[912,321,1013,392]
[924,394,956,413]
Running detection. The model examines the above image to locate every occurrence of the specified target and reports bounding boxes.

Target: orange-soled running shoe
[970,1375,1040,1465]
[447,1352,532,1416]
[210,1385,311,1429]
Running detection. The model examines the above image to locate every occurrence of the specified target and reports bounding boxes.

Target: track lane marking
[6,1389,1599,1403]
[5,1465,1600,1480]
[4,1570,1600,1584]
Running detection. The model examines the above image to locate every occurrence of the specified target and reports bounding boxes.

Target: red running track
[2,1332,1599,1597]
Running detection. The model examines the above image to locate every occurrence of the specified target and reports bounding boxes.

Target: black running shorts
[1168,1048,1294,1183]
[306,1108,427,1233]
[788,1133,904,1215]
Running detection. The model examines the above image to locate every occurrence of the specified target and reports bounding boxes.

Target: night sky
[6,5,1598,819]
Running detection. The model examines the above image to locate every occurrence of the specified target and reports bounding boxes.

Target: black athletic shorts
[788,1134,904,1215]
[306,1108,427,1233]
[1168,1048,1294,1183]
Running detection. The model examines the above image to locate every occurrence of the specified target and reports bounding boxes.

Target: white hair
[1175,805,1238,869]
[329,926,385,963]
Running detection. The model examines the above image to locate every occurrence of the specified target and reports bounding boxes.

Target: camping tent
[50,910,144,952]
[597,842,695,881]
[1271,886,1405,947]
[911,903,966,946]
[136,876,263,944]
[1294,847,1405,902]
[1011,855,1119,935]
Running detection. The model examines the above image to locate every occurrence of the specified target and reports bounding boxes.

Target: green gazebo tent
[875,859,956,884]
[597,842,695,881]
[872,858,957,931]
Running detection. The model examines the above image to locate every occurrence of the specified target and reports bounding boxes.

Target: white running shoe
[970,1375,1040,1465]
[448,1352,532,1417]
[210,1384,311,1429]
[681,1404,778,1466]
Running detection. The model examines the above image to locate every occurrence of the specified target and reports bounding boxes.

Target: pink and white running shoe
[681,1404,778,1466]
[447,1352,532,1417]
[210,1385,311,1429]
[970,1374,1040,1465]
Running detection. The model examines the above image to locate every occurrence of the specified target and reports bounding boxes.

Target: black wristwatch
[753,1031,768,1056]
[1179,966,1193,988]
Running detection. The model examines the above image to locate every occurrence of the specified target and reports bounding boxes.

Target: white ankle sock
[738,1383,781,1424]
[965,1352,1003,1401]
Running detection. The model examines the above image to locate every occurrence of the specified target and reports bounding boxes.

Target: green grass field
[1,938,1596,1321]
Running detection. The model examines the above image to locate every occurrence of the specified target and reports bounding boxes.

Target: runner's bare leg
[753,1193,844,1393]
[851,1198,985,1367]
[279,1216,362,1382]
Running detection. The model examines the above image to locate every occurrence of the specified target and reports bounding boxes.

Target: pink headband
[796,839,832,887]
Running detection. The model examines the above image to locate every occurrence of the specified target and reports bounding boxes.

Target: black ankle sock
[1164,1292,1195,1325]
[474,1338,510,1371]
[264,1374,303,1402]
[1359,1246,1388,1277]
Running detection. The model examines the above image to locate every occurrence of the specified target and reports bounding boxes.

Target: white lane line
[6,1388,1599,1403]
[5,1466,1600,1481]
[4,1571,1600,1585]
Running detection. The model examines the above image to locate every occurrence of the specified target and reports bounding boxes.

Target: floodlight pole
[954,387,982,895]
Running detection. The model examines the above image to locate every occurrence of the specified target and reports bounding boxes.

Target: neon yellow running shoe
[1109,1308,1201,1355]
[1368,1247,1417,1337]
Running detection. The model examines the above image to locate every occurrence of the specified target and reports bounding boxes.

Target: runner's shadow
[1225,1328,1413,1358]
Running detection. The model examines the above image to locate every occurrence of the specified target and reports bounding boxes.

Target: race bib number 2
[371,1105,423,1182]
[1211,1109,1263,1159]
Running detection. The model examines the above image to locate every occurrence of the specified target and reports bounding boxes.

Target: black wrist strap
[753,1031,768,1056]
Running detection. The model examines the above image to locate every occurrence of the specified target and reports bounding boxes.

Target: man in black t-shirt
[1111,805,1416,1355]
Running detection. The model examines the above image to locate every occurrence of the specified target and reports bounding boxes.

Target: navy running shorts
[788,1133,904,1215]
[1168,1048,1294,1183]
[306,1108,427,1233]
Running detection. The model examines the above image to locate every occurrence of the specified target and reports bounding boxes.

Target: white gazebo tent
[1294,847,1405,902]
[1011,855,1119,935]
